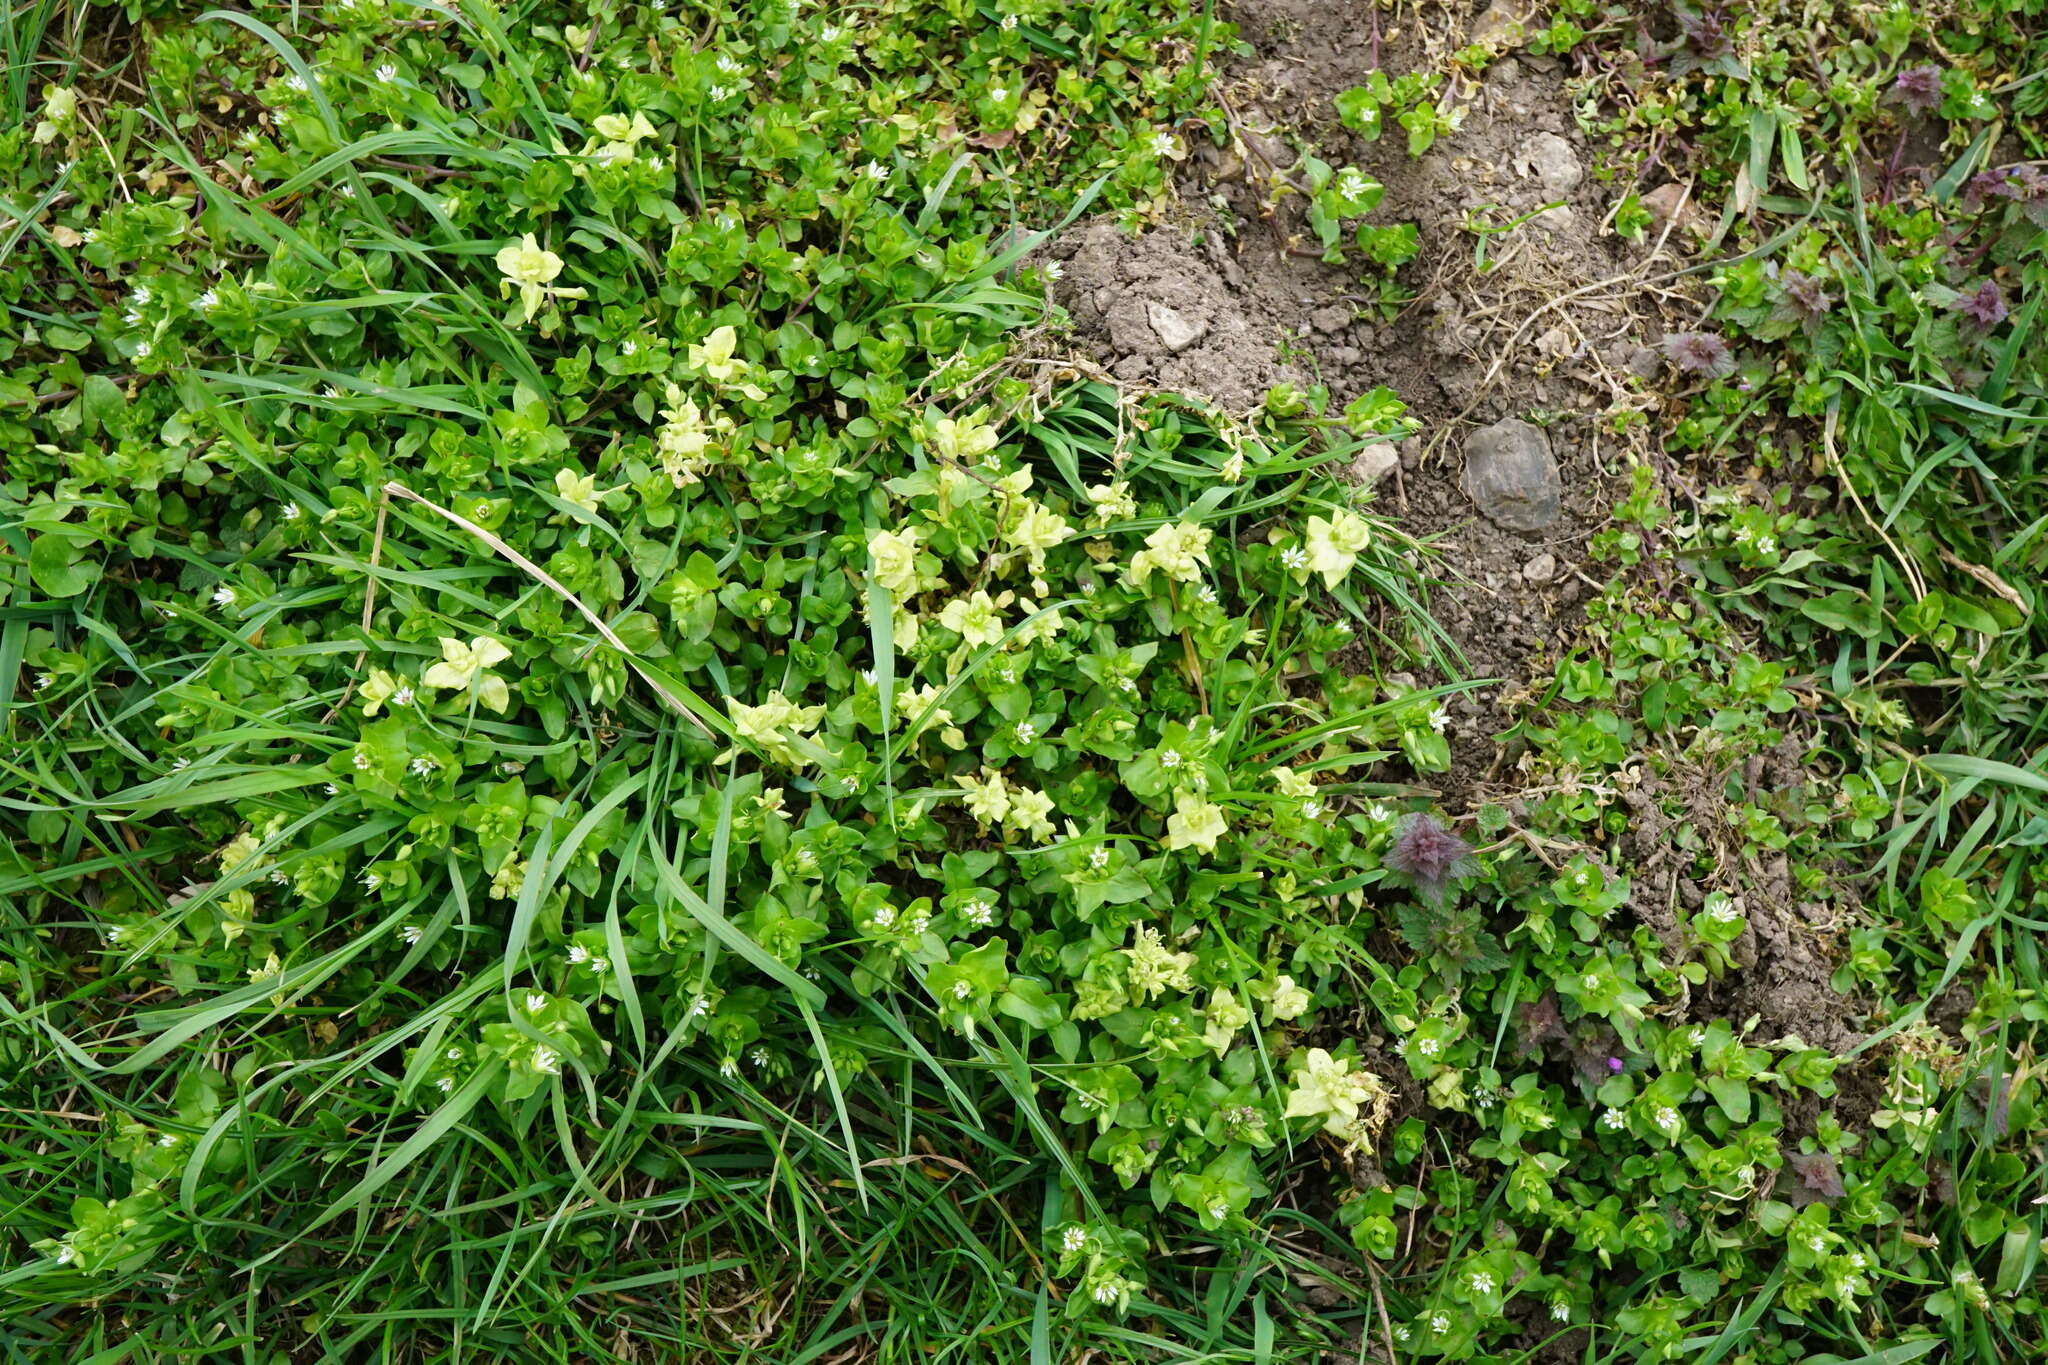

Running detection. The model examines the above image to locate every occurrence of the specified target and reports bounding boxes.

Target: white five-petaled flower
[1043,259,1063,280]
[35,673,52,690]
[963,897,995,927]
[212,585,237,608]
[1301,800,1324,821]
[1061,1226,1086,1252]
[1429,705,1450,734]
[1415,1036,1440,1057]
[1197,583,1218,604]
[132,284,152,305]
[351,751,371,770]
[284,74,308,92]
[362,871,381,890]
[281,502,303,522]
[525,991,548,1013]
[1159,748,1182,769]
[158,1133,177,1147]
[1429,1313,1450,1334]
[376,63,397,82]
[196,289,219,311]
[1470,1271,1495,1295]
[864,162,888,180]
[1092,1284,1116,1305]
[1014,721,1036,745]
[1551,1302,1570,1322]
[401,924,423,945]
[952,980,971,1000]
[172,757,192,771]
[392,685,414,706]
[1601,1108,1626,1130]
[750,1046,769,1066]
[134,341,152,358]
[567,943,589,964]
[408,757,436,777]
[988,85,1008,102]
[709,85,735,101]
[1281,546,1308,570]
[1088,846,1110,869]
[1151,132,1177,157]
[1001,13,1018,28]
[1655,1106,1680,1131]
[435,1076,455,1092]
[532,1046,560,1075]
[123,308,143,325]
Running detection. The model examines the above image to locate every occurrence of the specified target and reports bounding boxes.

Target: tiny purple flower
[1891,65,1943,116]
[1954,281,2007,328]
[1381,812,1478,908]
[1660,331,1737,378]
[1607,1056,1624,1073]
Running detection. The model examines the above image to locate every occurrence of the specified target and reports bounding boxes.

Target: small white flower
[963,897,996,927]
[338,183,356,198]
[690,995,711,1017]
[123,308,143,326]
[709,85,735,101]
[1151,132,1177,157]
[55,1245,76,1265]
[1429,1313,1451,1334]
[212,585,237,608]
[1044,259,1064,280]
[132,284,152,305]
[196,289,220,311]
[750,1046,769,1066]
[408,757,437,777]
[525,991,548,1013]
[392,685,414,706]
[1207,1201,1228,1222]
[401,924,423,944]
[620,338,637,355]
[376,63,397,82]
[1394,1325,1410,1343]
[1061,1226,1086,1252]
[34,673,52,690]
[871,906,896,929]
[285,73,309,92]
[1197,583,1218,605]
[1550,1302,1570,1322]
[323,783,339,795]
[1601,1108,1626,1130]
[1369,803,1392,822]
[269,868,288,884]
[157,1133,177,1147]
[908,913,930,935]
[1687,1027,1706,1045]
[281,502,303,522]
[1092,1284,1116,1305]
[567,943,589,964]
[952,980,971,1000]
[1001,13,1018,28]
[1118,676,1136,692]
[1088,846,1110,869]
[865,162,889,180]
[1301,800,1323,820]
[362,871,381,891]
[1655,1105,1680,1132]
[719,1056,739,1078]
[988,85,1008,103]
[1756,535,1776,555]
[352,751,372,770]
[435,1075,455,1092]
[134,340,152,358]
[1469,1272,1495,1295]
[1415,1036,1440,1058]
[1581,973,1600,991]
[172,757,192,771]
[1014,721,1036,745]
[532,1046,560,1075]
[1159,748,1182,770]
[821,24,842,40]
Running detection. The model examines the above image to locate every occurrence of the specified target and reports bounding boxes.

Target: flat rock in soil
[1462,418,1563,533]
[1346,442,1400,484]
[1145,300,1209,353]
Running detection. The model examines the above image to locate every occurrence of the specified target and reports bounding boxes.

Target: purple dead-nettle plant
[1954,281,2008,328]
[1777,270,1832,325]
[1660,331,1737,378]
[1891,65,1943,116]
[1381,812,1478,908]
[1962,168,2023,211]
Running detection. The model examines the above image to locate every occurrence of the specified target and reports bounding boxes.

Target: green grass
[4,0,2048,1362]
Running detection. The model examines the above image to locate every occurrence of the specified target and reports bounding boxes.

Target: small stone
[1145,300,1209,353]
[1347,442,1400,484]
[1515,131,1582,197]
[1311,303,1354,335]
[1522,552,1557,583]
[1463,418,1562,533]
[1625,345,1661,380]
